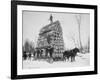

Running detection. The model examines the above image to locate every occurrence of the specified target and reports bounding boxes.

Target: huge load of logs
[37,20,64,58]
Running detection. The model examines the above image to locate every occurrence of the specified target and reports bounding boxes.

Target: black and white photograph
[22,11,90,69]
[11,1,97,79]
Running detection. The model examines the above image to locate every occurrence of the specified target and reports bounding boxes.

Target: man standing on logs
[49,14,53,23]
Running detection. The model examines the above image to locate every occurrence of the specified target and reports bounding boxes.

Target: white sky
[23,11,90,49]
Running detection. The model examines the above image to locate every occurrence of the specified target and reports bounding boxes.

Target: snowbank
[23,53,90,69]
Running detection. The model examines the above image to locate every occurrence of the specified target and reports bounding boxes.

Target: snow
[23,53,90,69]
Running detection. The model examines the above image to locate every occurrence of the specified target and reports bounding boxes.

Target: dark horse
[63,47,79,62]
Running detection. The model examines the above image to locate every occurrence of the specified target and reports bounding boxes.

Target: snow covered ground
[23,53,90,69]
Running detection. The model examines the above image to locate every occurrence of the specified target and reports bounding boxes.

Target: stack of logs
[37,20,64,58]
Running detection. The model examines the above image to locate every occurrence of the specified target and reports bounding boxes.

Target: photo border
[11,0,98,79]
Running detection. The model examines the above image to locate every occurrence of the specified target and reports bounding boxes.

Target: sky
[23,11,90,49]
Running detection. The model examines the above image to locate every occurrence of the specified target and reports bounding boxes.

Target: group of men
[23,46,54,60]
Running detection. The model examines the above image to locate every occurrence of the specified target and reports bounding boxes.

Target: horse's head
[73,48,80,53]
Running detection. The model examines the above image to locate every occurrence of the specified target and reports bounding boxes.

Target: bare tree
[70,34,76,47]
[68,33,78,48]
[87,36,90,53]
[30,41,35,54]
[75,14,83,52]
[24,40,30,53]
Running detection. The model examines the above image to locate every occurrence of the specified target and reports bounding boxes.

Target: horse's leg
[50,51,53,58]
[45,49,48,58]
[71,56,73,62]
[40,53,42,58]
[67,56,69,61]
[37,53,39,58]
[50,53,51,58]
[73,56,75,61]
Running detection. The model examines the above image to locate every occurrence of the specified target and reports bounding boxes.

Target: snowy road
[23,53,90,69]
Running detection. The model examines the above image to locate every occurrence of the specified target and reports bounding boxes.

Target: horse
[63,47,79,62]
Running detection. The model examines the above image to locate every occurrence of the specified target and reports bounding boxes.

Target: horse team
[23,47,79,62]
[63,48,79,62]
